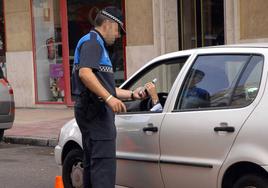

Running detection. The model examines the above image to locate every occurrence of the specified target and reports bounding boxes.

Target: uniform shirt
[72,29,116,140]
[72,29,116,97]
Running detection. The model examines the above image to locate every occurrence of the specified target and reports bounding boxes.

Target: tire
[0,129,4,141]
[62,149,84,188]
[233,174,268,188]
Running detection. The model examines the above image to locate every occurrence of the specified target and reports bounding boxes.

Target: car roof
[210,43,268,48]
[156,43,268,59]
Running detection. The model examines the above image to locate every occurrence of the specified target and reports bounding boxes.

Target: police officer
[72,6,145,188]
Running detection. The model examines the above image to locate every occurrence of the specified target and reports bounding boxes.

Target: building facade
[1,0,268,107]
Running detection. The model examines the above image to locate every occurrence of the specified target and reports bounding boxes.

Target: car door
[115,55,190,188]
[160,52,264,188]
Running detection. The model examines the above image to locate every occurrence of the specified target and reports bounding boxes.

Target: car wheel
[233,174,268,188]
[0,129,4,141]
[62,149,84,188]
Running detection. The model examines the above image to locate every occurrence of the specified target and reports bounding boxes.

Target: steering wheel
[139,92,168,111]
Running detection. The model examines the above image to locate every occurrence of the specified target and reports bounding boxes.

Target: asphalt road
[0,142,60,188]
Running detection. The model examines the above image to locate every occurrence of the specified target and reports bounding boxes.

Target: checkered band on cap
[100,10,123,26]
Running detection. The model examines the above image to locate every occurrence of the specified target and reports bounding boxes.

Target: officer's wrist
[105,94,113,103]
[130,90,135,100]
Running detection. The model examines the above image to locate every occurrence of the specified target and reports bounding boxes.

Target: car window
[129,57,188,93]
[175,54,263,111]
[231,55,263,106]
[124,56,189,112]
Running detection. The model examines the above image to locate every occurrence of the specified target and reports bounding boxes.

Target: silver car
[55,44,268,188]
[0,66,15,141]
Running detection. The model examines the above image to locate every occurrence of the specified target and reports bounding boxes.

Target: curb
[3,136,58,147]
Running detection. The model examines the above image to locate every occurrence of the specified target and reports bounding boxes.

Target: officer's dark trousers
[82,135,116,188]
[75,107,116,188]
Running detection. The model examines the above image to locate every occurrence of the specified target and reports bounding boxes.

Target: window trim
[119,56,190,114]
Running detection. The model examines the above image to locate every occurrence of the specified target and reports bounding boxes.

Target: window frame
[120,55,190,114]
[173,53,264,112]
[122,56,190,90]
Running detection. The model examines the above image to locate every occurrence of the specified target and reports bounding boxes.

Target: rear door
[115,55,190,188]
[160,50,264,188]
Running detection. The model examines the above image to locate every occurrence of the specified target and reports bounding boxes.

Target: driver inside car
[124,81,163,113]
[144,82,163,112]
[140,68,211,112]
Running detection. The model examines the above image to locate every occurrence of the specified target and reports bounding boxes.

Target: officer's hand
[106,96,127,113]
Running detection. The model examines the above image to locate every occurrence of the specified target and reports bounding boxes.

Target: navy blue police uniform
[72,29,117,188]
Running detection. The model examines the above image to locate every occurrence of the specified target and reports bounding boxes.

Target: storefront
[4,0,268,108]
[32,0,125,105]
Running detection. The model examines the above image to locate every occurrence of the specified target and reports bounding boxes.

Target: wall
[225,0,268,44]
[5,0,32,51]
[4,0,35,107]
[125,0,178,78]
[240,0,268,40]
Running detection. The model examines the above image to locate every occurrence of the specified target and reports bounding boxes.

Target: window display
[33,0,63,102]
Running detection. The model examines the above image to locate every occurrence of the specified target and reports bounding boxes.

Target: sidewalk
[3,108,74,147]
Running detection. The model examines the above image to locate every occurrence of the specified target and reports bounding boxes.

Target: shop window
[32,0,63,102]
[32,0,125,103]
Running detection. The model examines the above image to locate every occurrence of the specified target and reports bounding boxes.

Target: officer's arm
[116,87,146,100]
[79,67,126,113]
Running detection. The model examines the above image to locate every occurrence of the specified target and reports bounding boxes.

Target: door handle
[143,127,158,132]
[214,126,235,133]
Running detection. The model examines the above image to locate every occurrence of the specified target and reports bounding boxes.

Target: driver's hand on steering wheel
[133,86,147,99]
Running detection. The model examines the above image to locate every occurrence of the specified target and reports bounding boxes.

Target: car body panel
[55,119,82,165]
[217,74,268,187]
[160,107,255,188]
[116,113,165,188]
[57,119,82,149]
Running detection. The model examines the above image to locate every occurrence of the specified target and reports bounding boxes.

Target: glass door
[178,0,224,50]
[32,0,64,103]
